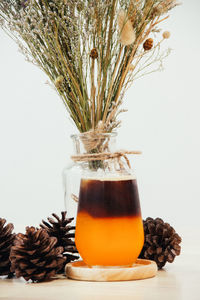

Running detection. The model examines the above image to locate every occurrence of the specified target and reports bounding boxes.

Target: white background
[0,1,199,255]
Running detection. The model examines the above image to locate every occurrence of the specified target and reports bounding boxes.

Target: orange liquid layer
[75,211,144,266]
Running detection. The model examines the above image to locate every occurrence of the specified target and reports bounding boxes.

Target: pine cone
[139,217,182,269]
[143,38,153,51]
[0,218,15,277]
[40,212,79,266]
[10,227,65,282]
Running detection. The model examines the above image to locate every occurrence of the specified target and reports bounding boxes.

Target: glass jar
[63,132,144,267]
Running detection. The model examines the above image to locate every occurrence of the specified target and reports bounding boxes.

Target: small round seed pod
[163,31,171,39]
[90,48,98,59]
[143,38,153,51]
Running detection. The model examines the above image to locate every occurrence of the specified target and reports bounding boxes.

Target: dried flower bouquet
[0,0,179,133]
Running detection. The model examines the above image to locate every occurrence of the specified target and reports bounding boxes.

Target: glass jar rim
[71,131,117,140]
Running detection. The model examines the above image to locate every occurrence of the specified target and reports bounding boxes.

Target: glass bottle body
[63,133,144,266]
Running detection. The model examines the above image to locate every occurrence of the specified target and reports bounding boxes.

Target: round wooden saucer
[65,259,157,282]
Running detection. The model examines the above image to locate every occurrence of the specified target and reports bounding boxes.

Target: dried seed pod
[163,31,171,39]
[143,38,153,51]
[90,48,98,59]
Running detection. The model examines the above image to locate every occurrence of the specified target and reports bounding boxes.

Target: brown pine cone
[10,227,65,282]
[139,217,182,269]
[0,218,15,277]
[40,212,79,266]
[143,38,153,51]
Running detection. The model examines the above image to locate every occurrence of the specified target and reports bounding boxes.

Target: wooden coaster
[65,259,157,282]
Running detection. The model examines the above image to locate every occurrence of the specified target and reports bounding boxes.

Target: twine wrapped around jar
[71,150,142,169]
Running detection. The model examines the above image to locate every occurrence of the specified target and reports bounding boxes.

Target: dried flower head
[129,64,135,72]
[117,10,136,46]
[76,2,84,12]
[55,76,64,89]
[0,17,5,27]
[20,0,29,9]
[163,31,171,39]
[153,0,180,17]
[90,48,98,59]
[143,38,154,51]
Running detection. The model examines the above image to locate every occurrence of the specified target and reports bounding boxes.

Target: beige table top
[0,250,200,300]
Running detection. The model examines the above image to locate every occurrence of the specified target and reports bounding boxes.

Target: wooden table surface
[1,250,200,300]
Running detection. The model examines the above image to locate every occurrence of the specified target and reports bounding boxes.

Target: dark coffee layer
[78,178,141,218]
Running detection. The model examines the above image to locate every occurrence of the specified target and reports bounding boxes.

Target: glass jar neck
[71,132,117,156]
[70,132,133,176]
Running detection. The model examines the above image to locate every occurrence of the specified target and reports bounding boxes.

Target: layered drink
[75,176,144,266]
